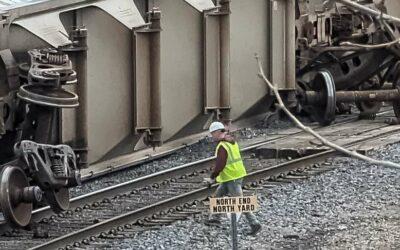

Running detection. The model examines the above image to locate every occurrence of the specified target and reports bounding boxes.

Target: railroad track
[68,109,393,200]
[78,107,393,190]
[79,109,393,182]
[0,114,398,249]
[23,110,396,221]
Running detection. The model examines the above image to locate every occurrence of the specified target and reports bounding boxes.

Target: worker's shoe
[246,223,262,236]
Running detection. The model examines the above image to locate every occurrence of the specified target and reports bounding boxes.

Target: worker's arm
[211,146,227,179]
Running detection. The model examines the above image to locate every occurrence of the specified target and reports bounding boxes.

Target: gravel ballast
[92,143,400,249]
[71,115,303,197]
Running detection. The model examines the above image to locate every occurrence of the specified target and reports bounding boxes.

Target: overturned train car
[0,0,293,226]
[0,0,399,227]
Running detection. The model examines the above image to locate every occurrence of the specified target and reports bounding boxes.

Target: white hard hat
[209,121,225,133]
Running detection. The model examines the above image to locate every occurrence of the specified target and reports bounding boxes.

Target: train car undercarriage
[0,32,83,227]
[295,0,400,125]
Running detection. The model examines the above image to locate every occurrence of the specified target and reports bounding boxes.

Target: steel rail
[28,113,393,224]
[0,111,391,235]
[81,109,392,181]
[29,126,400,250]
[0,110,390,230]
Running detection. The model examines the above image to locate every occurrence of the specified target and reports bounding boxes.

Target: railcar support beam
[61,28,89,168]
[203,0,231,123]
[219,0,231,122]
[133,8,162,148]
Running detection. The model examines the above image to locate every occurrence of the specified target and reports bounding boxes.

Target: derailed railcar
[0,0,296,226]
[0,0,399,228]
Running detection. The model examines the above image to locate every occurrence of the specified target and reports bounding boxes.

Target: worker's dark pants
[209,178,260,227]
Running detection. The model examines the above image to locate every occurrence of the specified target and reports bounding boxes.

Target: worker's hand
[203,177,215,187]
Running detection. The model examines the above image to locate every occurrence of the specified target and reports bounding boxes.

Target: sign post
[231,213,238,250]
[209,196,258,250]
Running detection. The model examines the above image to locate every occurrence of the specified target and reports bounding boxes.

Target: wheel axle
[21,186,43,204]
[303,89,400,104]
[299,69,400,125]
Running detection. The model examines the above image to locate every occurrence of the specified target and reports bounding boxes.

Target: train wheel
[357,99,382,119]
[0,166,32,227]
[44,188,70,213]
[356,80,382,119]
[17,85,79,108]
[310,70,336,126]
[357,104,381,119]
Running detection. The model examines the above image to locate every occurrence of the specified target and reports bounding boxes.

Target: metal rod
[304,89,400,104]
[336,89,400,103]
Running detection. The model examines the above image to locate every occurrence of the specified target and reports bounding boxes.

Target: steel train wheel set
[295,1,400,126]
[0,48,81,227]
[298,64,400,126]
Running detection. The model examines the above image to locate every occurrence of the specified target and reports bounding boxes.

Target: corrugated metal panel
[0,0,48,11]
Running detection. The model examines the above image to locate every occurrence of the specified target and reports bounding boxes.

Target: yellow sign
[209,196,258,214]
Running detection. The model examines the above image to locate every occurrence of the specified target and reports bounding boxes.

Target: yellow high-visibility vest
[215,141,247,183]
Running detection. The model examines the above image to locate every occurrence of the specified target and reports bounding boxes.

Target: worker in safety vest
[205,121,262,236]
